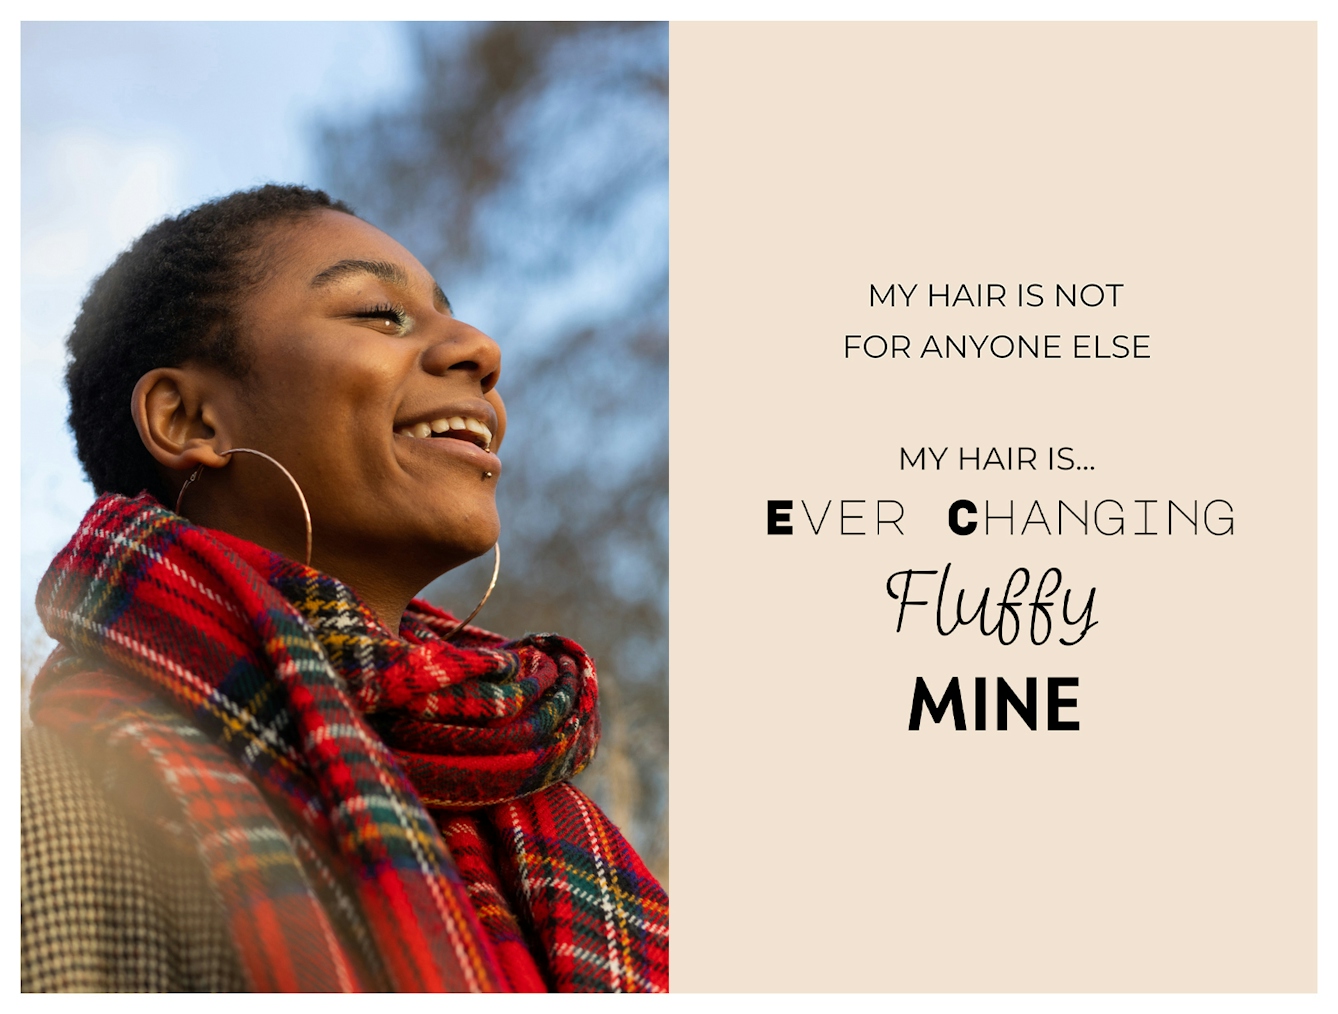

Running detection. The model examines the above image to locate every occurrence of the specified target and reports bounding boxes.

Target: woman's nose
[420,319,502,393]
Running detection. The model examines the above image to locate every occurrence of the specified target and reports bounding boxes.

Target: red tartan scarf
[30,492,668,992]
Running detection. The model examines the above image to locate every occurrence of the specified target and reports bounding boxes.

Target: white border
[6,4,1330,1008]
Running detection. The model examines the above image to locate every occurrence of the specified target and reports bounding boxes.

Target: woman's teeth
[397,416,493,450]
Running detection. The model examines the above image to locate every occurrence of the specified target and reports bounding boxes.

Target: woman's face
[202,210,506,602]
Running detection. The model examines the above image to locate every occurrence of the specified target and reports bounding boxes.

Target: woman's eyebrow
[432,282,452,314]
[309,258,452,312]
[309,258,410,289]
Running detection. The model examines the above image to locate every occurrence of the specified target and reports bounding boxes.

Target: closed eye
[351,302,409,333]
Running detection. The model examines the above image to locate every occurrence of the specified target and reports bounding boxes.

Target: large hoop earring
[175,447,313,567]
[442,543,500,641]
[176,448,498,633]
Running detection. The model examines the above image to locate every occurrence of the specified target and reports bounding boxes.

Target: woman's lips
[394,428,501,472]
[396,415,494,449]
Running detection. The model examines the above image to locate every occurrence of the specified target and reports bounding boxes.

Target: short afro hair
[65,183,356,504]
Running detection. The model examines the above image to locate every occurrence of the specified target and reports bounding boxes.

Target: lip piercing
[482,470,493,480]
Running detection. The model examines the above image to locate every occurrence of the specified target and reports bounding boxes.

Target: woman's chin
[428,513,501,567]
[456,526,501,563]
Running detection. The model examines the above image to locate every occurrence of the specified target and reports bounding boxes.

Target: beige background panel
[670,23,1315,991]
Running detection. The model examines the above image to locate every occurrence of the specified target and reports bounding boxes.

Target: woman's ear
[131,368,234,471]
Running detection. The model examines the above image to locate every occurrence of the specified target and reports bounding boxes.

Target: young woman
[21,185,668,992]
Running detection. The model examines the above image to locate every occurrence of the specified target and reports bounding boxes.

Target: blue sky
[21,22,417,658]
